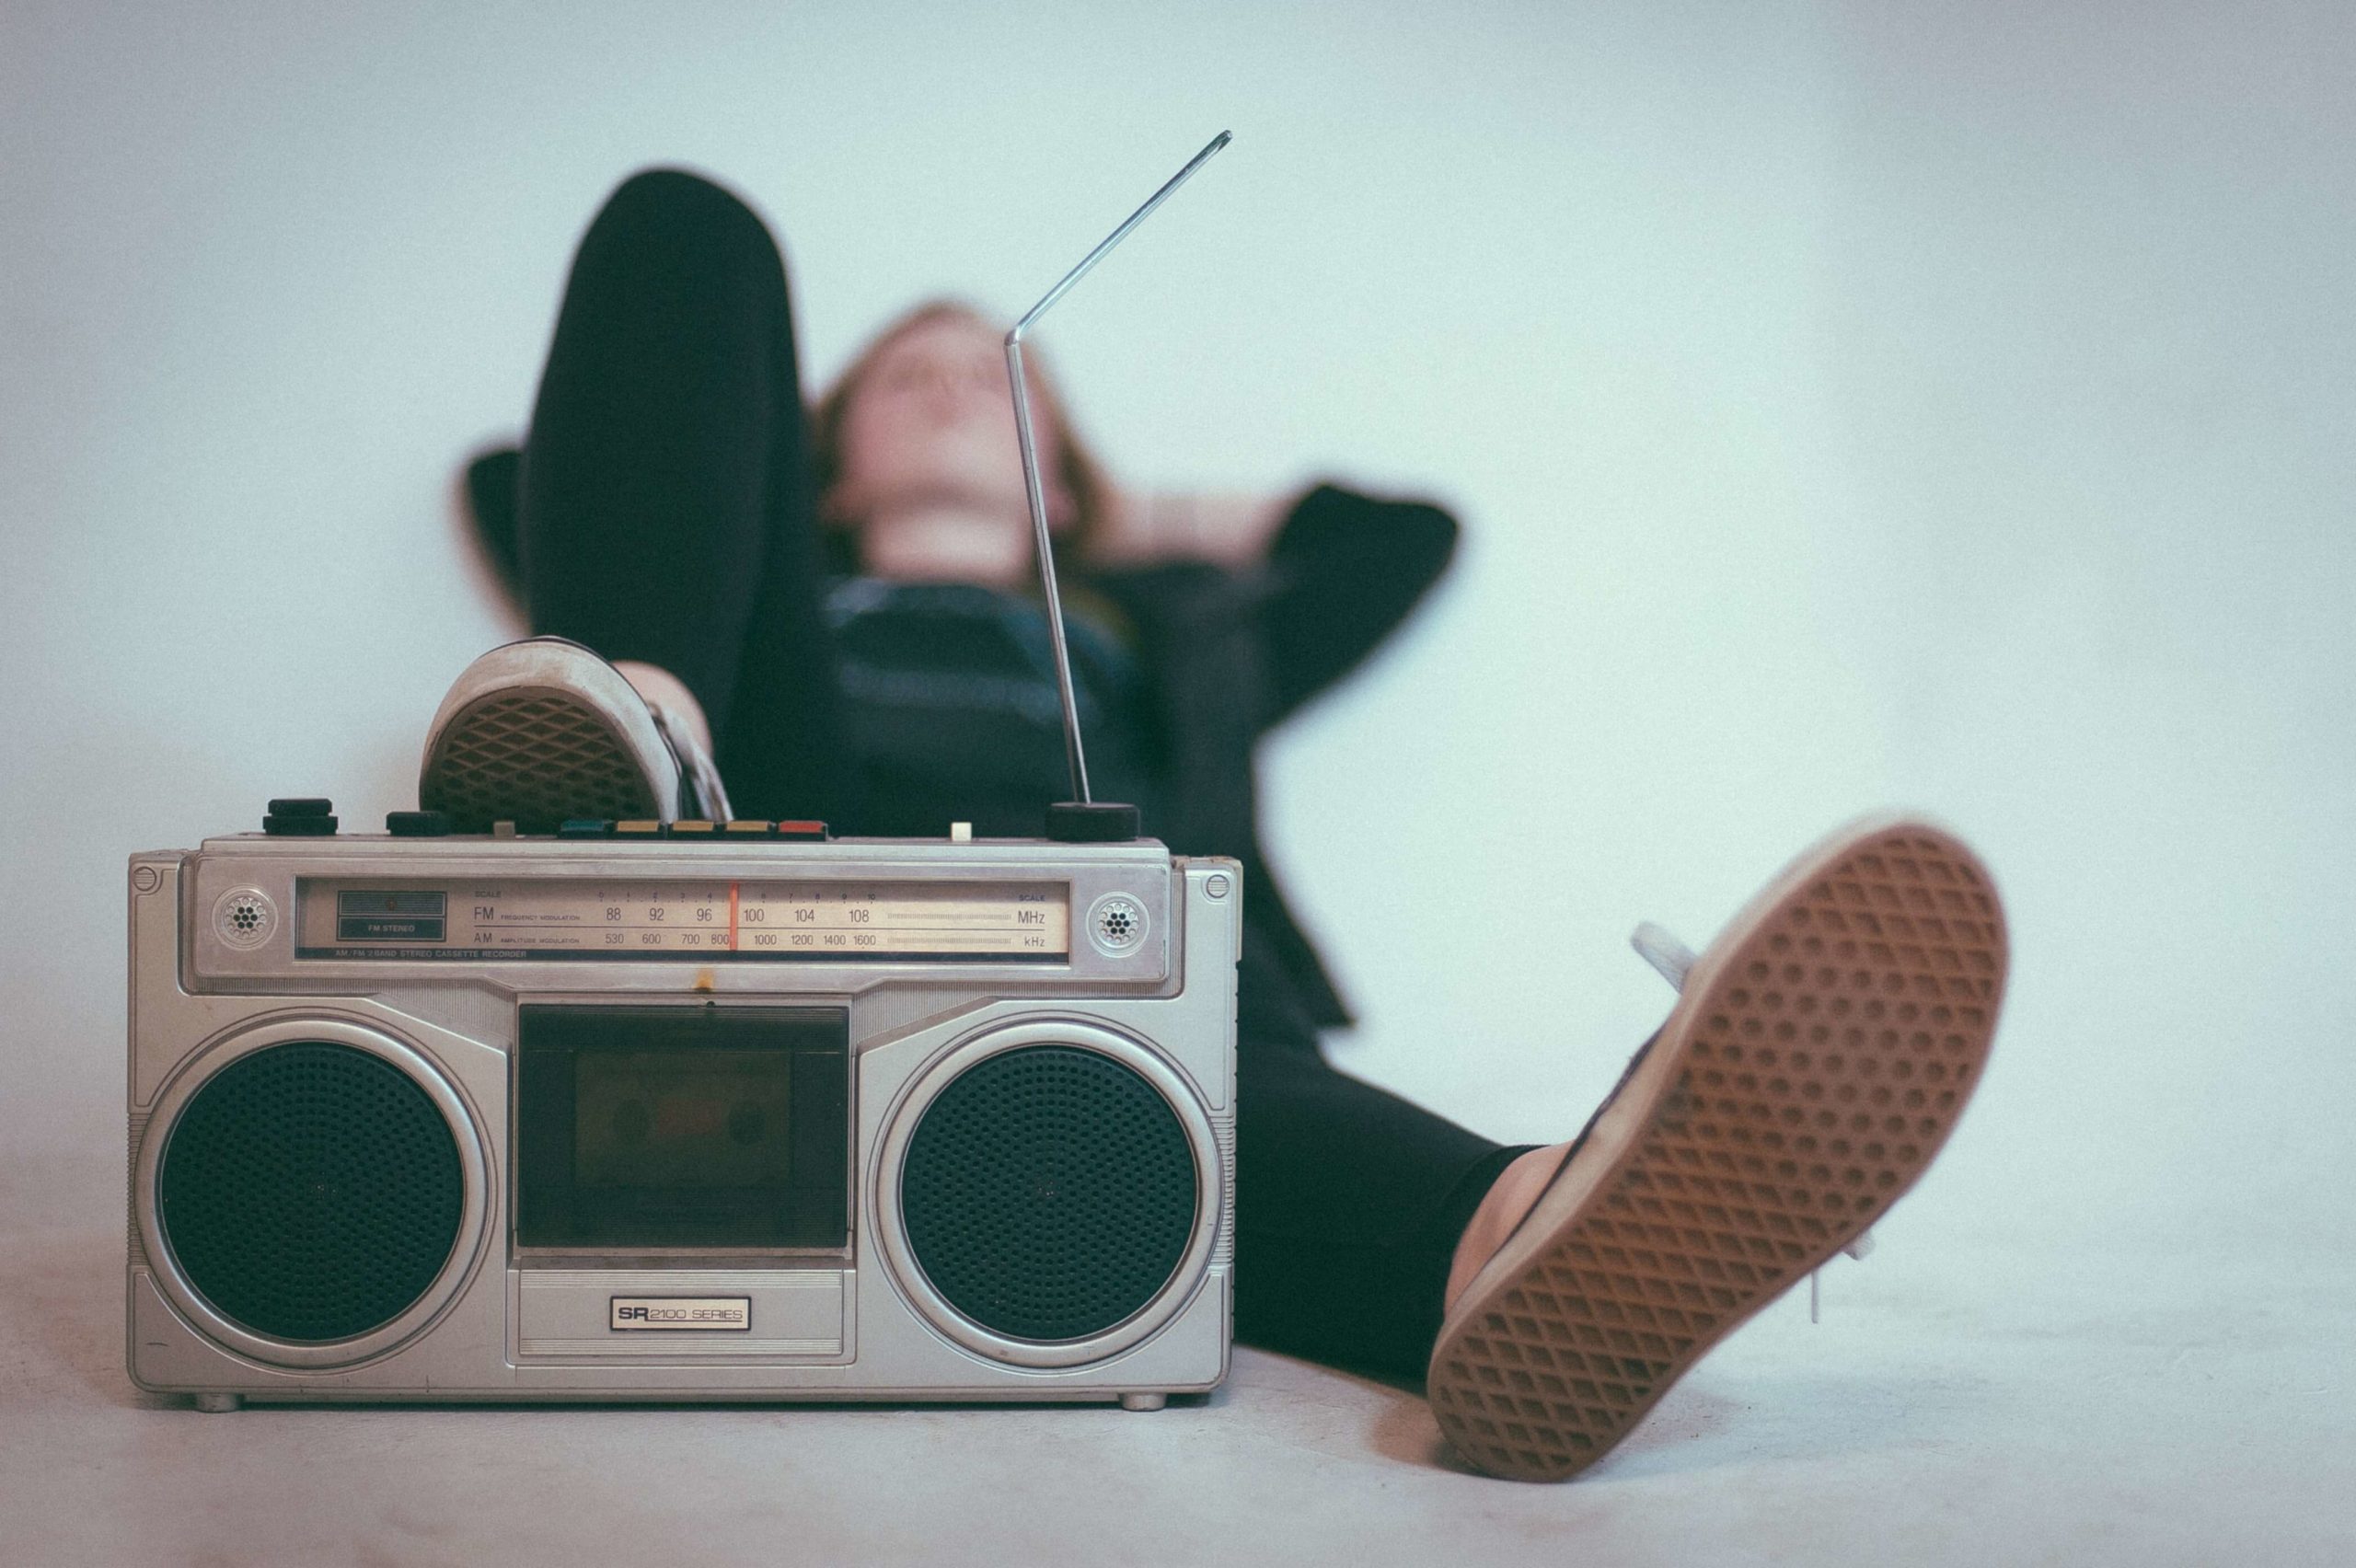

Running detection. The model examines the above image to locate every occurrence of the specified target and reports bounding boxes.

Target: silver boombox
[126,134,1244,1414]
[126,832,1237,1412]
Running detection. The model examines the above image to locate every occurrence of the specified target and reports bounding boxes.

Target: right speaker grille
[900,1044,1196,1343]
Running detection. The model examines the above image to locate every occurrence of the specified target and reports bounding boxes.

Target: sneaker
[417,637,732,832]
[1426,814,2009,1482]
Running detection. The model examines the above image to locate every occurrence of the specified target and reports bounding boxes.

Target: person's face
[826,313,1070,529]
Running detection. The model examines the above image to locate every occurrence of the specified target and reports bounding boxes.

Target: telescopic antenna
[1008,130,1231,844]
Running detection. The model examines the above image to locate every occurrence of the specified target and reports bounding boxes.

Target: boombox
[125,822,1237,1411]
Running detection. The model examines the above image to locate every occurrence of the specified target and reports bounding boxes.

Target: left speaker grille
[157,1042,463,1343]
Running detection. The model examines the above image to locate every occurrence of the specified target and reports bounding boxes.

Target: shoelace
[648,705,734,823]
[1631,922,1873,1325]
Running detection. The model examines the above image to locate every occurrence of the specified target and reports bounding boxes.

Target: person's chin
[872,473,1036,525]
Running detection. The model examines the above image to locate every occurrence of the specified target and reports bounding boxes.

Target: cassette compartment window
[516,1005,849,1251]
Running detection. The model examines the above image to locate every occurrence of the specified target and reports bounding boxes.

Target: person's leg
[519,167,782,724]
[517,167,858,823]
[1233,1033,1539,1382]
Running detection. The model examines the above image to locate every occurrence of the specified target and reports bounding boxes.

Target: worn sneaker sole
[417,638,679,833]
[1426,815,2008,1482]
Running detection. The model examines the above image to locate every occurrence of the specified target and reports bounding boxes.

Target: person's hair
[808,298,1114,562]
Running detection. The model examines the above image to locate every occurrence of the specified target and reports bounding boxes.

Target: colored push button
[774,820,829,842]
[669,819,718,836]
[264,797,336,836]
[386,810,454,837]
[723,819,774,836]
[557,818,611,838]
[614,820,665,838]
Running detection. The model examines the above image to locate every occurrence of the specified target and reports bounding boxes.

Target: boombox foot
[191,1392,242,1413]
[1119,1392,1168,1412]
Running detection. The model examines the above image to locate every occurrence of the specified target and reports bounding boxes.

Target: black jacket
[465,454,1460,1041]
[1088,483,1459,1038]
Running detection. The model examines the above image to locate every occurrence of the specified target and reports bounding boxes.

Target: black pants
[518,168,1530,1384]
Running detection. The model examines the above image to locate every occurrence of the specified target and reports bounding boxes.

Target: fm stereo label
[609,1297,752,1332]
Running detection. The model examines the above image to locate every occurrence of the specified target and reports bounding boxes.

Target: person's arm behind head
[1253,484,1461,730]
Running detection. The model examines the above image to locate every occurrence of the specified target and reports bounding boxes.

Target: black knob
[264,803,338,836]
[387,810,455,837]
[1045,801,1140,843]
[267,797,333,817]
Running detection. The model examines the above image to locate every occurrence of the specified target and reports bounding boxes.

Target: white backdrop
[4,1,2349,1267]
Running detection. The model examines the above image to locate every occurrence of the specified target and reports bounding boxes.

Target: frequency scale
[296,876,1071,961]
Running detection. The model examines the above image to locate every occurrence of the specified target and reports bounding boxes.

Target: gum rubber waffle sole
[1426,817,2008,1482]
[420,687,664,834]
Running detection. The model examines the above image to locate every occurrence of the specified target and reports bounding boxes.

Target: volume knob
[263,798,337,836]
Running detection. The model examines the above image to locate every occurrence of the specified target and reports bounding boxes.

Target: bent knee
[584,166,780,271]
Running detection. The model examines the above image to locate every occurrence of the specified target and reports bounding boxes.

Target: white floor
[6,6,2354,1563]
[6,1136,2348,1567]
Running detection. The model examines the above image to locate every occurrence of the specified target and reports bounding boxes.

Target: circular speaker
[211,887,276,950]
[156,1040,465,1344]
[899,1043,1198,1345]
[1086,894,1149,955]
